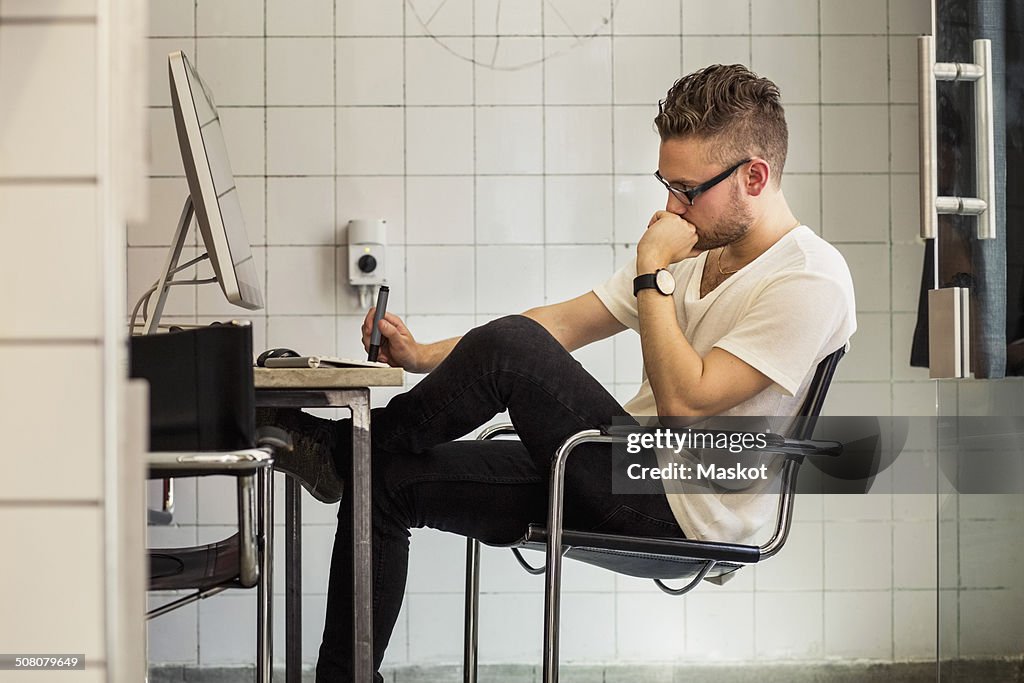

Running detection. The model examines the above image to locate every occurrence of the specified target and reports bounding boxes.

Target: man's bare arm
[522,292,626,352]
[637,289,773,419]
[635,211,773,419]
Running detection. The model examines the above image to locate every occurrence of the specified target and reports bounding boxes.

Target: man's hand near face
[637,210,702,273]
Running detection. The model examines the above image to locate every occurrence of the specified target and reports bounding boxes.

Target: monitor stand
[146,195,214,335]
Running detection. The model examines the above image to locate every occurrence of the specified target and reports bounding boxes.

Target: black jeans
[316,315,683,682]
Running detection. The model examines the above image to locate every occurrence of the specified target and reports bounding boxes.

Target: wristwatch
[633,268,675,296]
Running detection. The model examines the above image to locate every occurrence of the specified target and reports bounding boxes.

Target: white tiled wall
[2,0,147,680]
[138,0,976,670]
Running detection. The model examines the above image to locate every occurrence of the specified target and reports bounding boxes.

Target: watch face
[655,269,676,295]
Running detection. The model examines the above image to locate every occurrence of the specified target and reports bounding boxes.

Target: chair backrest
[759,346,845,558]
[791,346,846,440]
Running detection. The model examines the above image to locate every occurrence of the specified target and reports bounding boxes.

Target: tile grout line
[472,1,478,320]
[885,0,898,661]
[401,0,411,664]
[263,0,270,344]
[816,0,827,656]
[332,0,339,351]
[540,0,548,307]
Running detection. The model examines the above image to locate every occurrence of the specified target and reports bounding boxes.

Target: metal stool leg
[543,430,608,683]
[257,466,273,683]
[542,493,565,683]
[463,538,481,683]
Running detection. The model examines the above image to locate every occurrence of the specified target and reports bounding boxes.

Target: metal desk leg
[257,387,375,682]
[350,390,373,681]
[285,476,302,683]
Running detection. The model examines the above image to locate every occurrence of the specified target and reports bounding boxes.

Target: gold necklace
[716,248,741,276]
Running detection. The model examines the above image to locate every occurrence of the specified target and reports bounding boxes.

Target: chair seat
[519,541,744,580]
[508,524,759,580]
[149,532,250,591]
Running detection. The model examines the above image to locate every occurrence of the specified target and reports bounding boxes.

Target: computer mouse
[256,347,300,367]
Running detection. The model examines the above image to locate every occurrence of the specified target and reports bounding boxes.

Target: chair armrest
[148,447,274,478]
[478,423,842,458]
[776,437,843,457]
[475,423,519,440]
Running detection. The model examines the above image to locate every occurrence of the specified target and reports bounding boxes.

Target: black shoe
[256,407,344,504]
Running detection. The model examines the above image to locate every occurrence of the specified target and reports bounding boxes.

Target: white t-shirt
[593,225,856,544]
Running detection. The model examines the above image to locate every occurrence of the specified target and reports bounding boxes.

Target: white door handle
[917,35,996,241]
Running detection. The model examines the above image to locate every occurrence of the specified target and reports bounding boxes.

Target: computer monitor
[142,51,263,334]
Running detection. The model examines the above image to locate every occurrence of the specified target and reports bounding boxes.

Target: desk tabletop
[254,366,404,389]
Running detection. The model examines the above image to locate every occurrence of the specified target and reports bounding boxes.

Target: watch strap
[633,273,659,296]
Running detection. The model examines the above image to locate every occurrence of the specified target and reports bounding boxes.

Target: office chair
[463,347,846,683]
[132,323,290,683]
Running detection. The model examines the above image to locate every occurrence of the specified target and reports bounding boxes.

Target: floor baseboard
[148,658,1024,683]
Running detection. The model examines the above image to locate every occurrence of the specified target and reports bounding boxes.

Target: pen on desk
[367,285,389,362]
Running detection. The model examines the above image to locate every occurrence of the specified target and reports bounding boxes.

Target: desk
[254,367,404,682]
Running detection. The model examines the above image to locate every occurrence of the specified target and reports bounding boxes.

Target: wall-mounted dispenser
[347,218,388,309]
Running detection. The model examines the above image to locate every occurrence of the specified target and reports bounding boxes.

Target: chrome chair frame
[463,348,846,683]
[147,440,282,683]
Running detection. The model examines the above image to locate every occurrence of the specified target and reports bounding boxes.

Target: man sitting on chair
[263,64,856,683]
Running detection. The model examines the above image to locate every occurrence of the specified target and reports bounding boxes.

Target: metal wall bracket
[928,287,971,379]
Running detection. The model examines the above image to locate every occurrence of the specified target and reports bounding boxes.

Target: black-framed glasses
[654,158,751,206]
